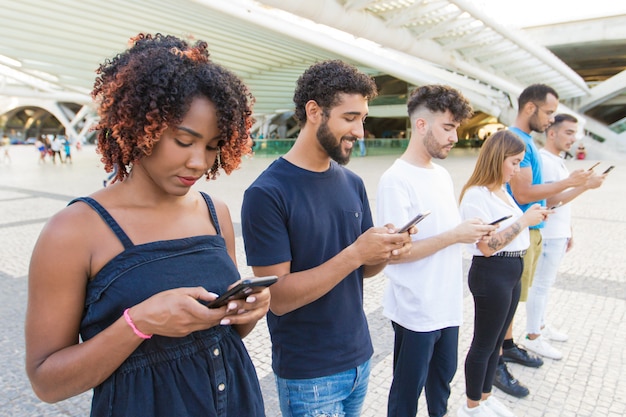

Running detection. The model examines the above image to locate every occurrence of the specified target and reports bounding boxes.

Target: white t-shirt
[459,185,529,256]
[539,149,572,239]
[376,159,463,332]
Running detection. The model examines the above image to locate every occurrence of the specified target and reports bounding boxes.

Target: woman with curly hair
[25,33,268,416]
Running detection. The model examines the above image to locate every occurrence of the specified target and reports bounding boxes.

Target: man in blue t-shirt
[241,60,413,417]
[499,84,591,398]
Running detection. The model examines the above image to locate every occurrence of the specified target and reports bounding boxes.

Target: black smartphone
[206,276,278,308]
[602,165,615,175]
[588,161,601,171]
[396,210,431,233]
[488,214,512,225]
[549,201,563,210]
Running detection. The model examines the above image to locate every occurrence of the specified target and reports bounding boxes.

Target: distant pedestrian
[35,137,47,163]
[1,135,10,163]
[50,136,64,164]
[63,138,73,164]
[102,164,118,187]
[358,136,366,156]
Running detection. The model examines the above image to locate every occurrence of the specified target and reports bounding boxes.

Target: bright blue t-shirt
[241,157,374,379]
[506,126,546,229]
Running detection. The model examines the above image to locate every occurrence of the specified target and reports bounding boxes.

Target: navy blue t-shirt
[241,157,374,379]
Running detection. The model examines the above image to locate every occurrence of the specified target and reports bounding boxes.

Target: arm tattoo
[487,222,522,252]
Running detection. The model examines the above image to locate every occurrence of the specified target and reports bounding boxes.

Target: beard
[316,119,354,165]
[529,110,547,133]
[424,128,452,160]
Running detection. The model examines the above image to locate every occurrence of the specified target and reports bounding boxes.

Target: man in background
[502,85,591,398]
[523,113,606,359]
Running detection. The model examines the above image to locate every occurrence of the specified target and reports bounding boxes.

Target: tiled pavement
[1,144,624,416]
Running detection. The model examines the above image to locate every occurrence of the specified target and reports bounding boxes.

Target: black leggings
[464,255,523,401]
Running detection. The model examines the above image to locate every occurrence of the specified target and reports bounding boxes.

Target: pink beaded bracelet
[123,308,152,339]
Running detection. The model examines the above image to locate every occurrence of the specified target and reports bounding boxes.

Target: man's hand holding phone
[522,204,551,227]
[567,168,593,188]
[396,210,431,234]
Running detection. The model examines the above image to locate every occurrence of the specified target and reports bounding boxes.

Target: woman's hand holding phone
[522,204,550,227]
[488,215,512,226]
[206,276,277,308]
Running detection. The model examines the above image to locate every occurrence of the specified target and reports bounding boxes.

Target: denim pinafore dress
[70,193,265,417]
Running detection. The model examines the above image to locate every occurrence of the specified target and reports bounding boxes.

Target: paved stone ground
[1,144,624,416]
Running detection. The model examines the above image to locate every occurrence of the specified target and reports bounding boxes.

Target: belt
[492,250,527,258]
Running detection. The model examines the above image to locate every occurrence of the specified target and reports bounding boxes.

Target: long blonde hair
[459,130,526,202]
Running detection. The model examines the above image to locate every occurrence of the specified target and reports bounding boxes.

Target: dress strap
[199,192,221,235]
[68,197,134,249]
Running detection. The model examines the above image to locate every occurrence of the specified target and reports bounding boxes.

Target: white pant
[525,237,568,335]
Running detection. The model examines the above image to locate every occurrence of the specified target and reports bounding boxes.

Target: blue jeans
[275,359,371,417]
[526,237,568,334]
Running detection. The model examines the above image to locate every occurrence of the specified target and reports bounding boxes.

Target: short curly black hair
[293,60,378,127]
[407,84,473,123]
[92,33,254,182]
[517,84,559,111]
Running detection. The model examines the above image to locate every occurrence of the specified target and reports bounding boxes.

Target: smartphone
[588,162,601,171]
[549,201,563,210]
[602,165,615,175]
[488,214,512,225]
[396,210,431,233]
[206,276,278,308]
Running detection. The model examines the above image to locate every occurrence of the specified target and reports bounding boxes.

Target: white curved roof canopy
[0,0,623,146]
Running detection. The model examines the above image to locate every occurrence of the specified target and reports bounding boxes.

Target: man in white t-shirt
[523,113,605,359]
[377,85,495,417]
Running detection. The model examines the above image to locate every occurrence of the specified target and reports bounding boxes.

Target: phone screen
[488,215,512,225]
[602,165,615,175]
[550,202,563,210]
[588,162,601,171]
[397,210,431,233]
[206,276,278,308]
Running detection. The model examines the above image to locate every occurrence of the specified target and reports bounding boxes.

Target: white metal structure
[0,0,623,147]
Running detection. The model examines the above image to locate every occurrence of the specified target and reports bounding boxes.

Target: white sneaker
[523,335,563,360]
[483,395,516,417]
[457,403,498,417]
[543,325,568,342]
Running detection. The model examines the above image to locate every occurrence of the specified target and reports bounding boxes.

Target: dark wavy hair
[92,33,254,182]
[293,60,378,127]
[407,84,473,122]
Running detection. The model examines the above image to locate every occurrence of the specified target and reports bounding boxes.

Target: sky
[475,0,626,27]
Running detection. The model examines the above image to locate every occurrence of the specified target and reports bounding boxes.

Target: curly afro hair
[407,85,473,123]
[293,60,378,127]
[92,33,254,182]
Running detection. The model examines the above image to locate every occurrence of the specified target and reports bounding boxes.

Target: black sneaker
[493,362,530,398]
[502,344,543,368]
